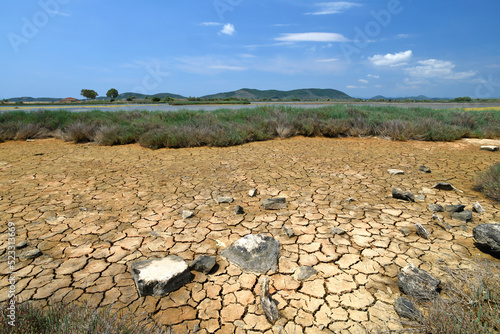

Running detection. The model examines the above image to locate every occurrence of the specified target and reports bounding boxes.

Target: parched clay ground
[0,137,499,333]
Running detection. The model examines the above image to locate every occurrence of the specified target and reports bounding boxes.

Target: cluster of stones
[0,137,499,333]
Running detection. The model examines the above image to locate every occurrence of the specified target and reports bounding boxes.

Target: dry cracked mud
[0,136,499,333]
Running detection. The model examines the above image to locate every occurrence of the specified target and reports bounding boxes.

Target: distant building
[59,97,80,103]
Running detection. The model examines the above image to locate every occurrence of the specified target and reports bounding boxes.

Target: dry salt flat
[0,136,499,333]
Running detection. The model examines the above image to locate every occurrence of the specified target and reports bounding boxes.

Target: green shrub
[64,122,97,143]
[474,162,500,202]
[0,301,168,334]
[151,97,161,102]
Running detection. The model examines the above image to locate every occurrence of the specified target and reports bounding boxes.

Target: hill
[8,97,62,103]
[201,88,352,101]
[370,95,448,101]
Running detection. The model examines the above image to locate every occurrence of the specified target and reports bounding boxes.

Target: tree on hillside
[80,89,98,100]
[106,88,119,99]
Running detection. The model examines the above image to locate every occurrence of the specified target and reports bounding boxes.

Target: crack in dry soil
[0,137,499,333]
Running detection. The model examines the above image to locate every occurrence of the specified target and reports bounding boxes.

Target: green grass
[0,301,170,334]
[474,162,500,202]
[0,105,499,149]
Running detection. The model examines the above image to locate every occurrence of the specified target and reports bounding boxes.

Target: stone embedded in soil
[248,189,258,197]
[451,210,473,222]
[130,256,192,297]
[331,227,347,235]
[294,266,317,281]
[233,205,245,215]
[282,226,295,238]
[429,204,444,212]
[415,223,431,239]
[189,255,216,274]
[221,234,280,274]
[472,202,485,213]
[398,263,441,300]
[262,197,287,210]
[394,297,423,321]
[432,182,456,191]
[445,204,465,212]
[418,165,431,173]
[473,223,500,252]
[387,169,405,175]
[15,240,28,249]
[217,197,234,204]
[392,188,415,202]
[182,210,194,219]
[19,248,42,260]
[480,145,499,152]
[259,276,278,324]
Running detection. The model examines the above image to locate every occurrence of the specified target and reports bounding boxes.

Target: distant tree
[106,88,119,99]
[151,97,161,102]
[80,89,98,100]
[163,96,174,102]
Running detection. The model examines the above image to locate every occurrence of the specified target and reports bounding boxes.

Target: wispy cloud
[405,59,476,80]
[369,50,413,66]
[307,2,362,15]
[275,32,348,42]
[367,74,380,79]
[358,79,369,84]
[220,23,236,36]
[316,58,339,63]
[201,22,222,26]
[207,65,245,71]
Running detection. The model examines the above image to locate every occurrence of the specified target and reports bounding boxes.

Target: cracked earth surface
[0,137,499,333]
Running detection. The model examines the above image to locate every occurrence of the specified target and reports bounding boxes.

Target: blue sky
[1,0,499,99]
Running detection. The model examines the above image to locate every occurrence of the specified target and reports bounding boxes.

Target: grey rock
[429,204,444,212]
[480,145,499,152]
[345,197,356,203]
[418,165,431,173]
[398,263,441,300]
[15,240,28,249]
[432,214,451,231]
[473,223,500,252]
[189,255,216,274]
[19,248,42,260]
[399,228,411,237]
[432,182,456,191]
[388,169,405,175]
[415,195,426,202]
[248,189,258,197]
[294,266,317,281]
[234,205,245,215]
[472,202,485,213]
[130,255,191,297]
[392,188,415,202]
[394,297,423,321]
[331,227,347,235]
[217,196,234,204]
[415,223,431,239]
[445,204,465,212]
[262,198,287,210]
[221,234,280,274]
[282,226,295,238]
[451,210,473,222]
[260,277,278,324]
[182,210,194,219]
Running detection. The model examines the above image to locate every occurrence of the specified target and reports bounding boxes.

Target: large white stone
[130,255,191,297]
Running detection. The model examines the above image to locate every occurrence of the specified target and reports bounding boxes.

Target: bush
[474,162,500,202]
[0,301,169,334]
[151,97,161,102]
[64,122,97,143]
[410,259,500,333]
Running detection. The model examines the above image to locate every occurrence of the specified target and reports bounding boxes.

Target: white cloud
[307,2,362,15]
[220,23,236,36]
[367,74,380,79]
[316,58,339,63]
[406,59,476,79]
[275,32,348,42]
[207,65,246,71]
[201,22,221,26]
[359,79,369,84]
[369,50,412,66]
[346,85,366,89]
